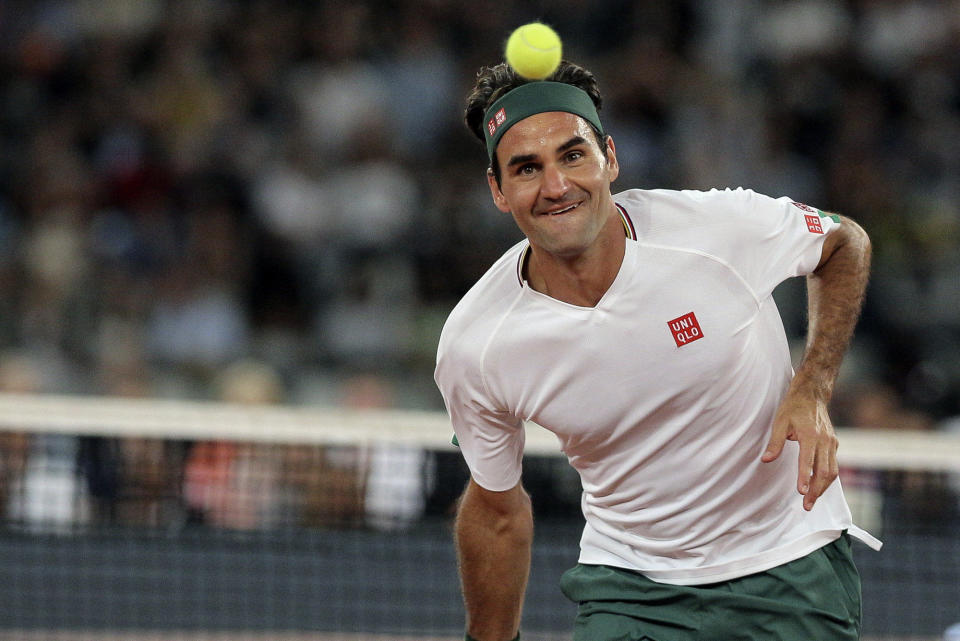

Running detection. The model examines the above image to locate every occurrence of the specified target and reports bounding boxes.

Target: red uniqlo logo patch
[487,108,507,136]
[668,312,704,347]
[804,214,824,234]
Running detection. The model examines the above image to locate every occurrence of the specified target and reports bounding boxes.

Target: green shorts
[560,533,862,641]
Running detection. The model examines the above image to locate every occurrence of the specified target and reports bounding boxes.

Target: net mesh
[0,392,957,641]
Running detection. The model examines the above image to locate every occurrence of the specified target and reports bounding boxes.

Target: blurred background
[0,1,958,638]
[0,0,957,424]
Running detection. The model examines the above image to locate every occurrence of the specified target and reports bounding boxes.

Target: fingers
[802,432,839,511]
[796,437,816,497]
[763,411,840,511]
[763,395,841,510]
[761,415,788,463]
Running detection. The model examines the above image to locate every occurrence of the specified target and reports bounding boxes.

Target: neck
[527,211,627,307]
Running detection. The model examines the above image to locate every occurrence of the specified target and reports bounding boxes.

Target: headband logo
[487,107,507,136]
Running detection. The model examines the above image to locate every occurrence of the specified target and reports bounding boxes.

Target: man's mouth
[541,202,580,216]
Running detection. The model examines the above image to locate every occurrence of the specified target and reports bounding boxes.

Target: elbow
[457,480,534,541]
[842,215,872,262]
[486,489,533,543]
[504,492,534,541]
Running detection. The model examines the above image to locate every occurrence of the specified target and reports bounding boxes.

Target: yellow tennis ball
[505,22,562,80]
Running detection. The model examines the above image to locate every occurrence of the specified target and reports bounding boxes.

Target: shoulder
[437,240,527,365]
[615,187,781,217]
[615,187,809,240]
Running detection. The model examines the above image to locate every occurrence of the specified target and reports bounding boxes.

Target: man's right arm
[455,478,533,641]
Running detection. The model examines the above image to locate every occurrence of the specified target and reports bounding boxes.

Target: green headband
[483,81,604,161]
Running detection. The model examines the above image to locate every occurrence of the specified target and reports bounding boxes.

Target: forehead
[496,111,596,157]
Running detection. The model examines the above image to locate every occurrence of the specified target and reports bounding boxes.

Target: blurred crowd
[0,358,433,532]
[0,0,959,531]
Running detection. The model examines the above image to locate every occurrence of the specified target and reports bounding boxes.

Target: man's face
[487,111,619,259]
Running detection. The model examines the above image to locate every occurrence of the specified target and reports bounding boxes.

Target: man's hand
[762,380,839,511]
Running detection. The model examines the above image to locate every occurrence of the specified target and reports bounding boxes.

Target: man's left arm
[762,215,872,510]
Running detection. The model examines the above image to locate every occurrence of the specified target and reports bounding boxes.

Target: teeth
[549,204,577,215]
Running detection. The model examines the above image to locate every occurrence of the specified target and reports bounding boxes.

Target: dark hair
[464,61,607,185]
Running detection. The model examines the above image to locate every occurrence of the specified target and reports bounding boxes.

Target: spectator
[0,351,89,532]
[182,359,286,530]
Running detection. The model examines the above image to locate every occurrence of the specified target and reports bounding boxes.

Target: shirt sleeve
[435,328,525,492]
[704,188,840,300]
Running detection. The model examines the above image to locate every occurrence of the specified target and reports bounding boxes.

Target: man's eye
[566,151,584,162]
[518,164,537,175]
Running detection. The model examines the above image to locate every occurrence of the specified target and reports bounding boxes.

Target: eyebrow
[505,136,589,168]
[557,135,588,154]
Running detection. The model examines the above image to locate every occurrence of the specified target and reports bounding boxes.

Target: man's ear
[486,168,511,213]
[604,135,620,184]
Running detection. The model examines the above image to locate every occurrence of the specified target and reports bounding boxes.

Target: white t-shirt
[435,187,880,585]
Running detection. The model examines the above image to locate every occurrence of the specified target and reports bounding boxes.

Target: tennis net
[0,392,957,641]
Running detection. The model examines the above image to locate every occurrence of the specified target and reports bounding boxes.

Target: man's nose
[541,163,570,199]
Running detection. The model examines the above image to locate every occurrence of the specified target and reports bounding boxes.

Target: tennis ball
[505,22,562,80]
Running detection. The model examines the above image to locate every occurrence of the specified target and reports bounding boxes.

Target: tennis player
[435,61,880,641]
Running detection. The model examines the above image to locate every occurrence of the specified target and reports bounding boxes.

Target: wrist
[791,364,835,402]
[465,634,519,641]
